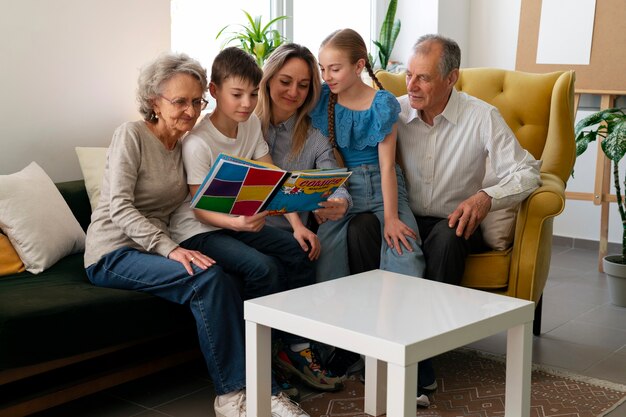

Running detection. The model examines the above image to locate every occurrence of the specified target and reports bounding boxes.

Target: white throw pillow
[75,147,108,211]
[480,160,518,251]
[0,162,86,274]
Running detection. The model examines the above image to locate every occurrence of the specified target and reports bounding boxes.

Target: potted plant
[372,0,401,70]
[216,10,289,67]
[575,107,626,306]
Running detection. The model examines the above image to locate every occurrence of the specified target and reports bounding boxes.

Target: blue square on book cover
[215,163,248,182]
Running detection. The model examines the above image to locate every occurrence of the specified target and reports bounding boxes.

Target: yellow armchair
[375,68,576,335]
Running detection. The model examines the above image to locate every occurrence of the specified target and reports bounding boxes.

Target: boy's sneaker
[274,342,344,392]
[416,393,431,408]
[271,392,310,417]
[214,390,246,417]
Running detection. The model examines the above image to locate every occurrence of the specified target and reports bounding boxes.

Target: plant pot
[602,255,626,307]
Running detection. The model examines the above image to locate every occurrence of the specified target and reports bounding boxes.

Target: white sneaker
[271,392,309,417]
[214,390,246,417]
[416,393,430,408]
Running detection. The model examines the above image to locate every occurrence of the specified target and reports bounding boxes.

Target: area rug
[298,348,626,417]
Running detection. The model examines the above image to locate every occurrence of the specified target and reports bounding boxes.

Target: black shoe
[325,348,363,377]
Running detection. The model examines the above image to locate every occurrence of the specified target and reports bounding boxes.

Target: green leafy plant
[216,10,289,67]
[575,108,626,262]
[372,0,401,70]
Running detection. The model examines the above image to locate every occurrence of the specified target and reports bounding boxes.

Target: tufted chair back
[374,68,576,334]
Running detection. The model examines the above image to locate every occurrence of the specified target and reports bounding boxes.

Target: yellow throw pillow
[0,233,25,276]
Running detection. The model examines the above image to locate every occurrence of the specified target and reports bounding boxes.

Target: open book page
[264,170,351,215]
[190,153,351,216]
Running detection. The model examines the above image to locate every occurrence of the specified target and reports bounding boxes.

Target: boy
[169,47,335,417]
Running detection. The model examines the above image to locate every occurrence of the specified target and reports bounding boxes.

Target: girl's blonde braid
[327,91,345,167]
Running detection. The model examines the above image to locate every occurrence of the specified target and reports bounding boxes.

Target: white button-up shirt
[396,88,541,218]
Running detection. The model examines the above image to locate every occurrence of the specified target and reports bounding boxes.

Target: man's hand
[447,191,492,239]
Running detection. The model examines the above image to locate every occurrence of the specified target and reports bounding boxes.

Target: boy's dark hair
[210,47,262,87]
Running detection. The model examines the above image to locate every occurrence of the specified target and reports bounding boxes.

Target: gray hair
[412,34,461,77]
[137,52,208,123]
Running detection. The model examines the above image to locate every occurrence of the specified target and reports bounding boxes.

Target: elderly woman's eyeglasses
[159,95,208,111]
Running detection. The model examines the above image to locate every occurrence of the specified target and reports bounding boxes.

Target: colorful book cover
[190,153,351,216]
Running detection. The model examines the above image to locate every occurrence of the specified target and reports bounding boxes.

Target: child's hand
[384,218,418,256]
[231,211,268,232]
[292,225,321,261]
[314,198,349,223]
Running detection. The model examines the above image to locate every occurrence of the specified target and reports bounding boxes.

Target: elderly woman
[84,53,308,417]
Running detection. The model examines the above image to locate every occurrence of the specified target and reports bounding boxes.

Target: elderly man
[396,34,541,285]
[346,34,541,405]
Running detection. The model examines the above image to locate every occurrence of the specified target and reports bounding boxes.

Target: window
[172,0,375,70]
[290,0,373,59]
[171,0,271,74]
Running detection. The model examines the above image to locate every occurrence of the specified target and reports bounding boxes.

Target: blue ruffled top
[310,83,400,167]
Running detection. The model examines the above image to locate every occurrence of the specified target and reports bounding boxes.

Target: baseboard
[552,235,621,254]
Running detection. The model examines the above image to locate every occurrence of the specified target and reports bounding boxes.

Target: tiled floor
[32,243,626,417]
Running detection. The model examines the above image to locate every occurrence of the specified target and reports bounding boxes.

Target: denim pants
[316,164,426,282]
[86,247,246,396]
[180,226,316,300]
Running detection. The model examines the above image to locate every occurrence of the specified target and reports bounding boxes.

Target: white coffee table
[245,270,534,417]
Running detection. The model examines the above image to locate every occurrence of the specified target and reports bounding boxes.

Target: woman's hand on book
[314,198,349,223]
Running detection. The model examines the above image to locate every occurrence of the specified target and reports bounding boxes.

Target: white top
[169,113,269,243]
[245,270,534,365]
[396,89,542,217]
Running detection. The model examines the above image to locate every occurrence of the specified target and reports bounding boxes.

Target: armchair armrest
[507,172,566,302]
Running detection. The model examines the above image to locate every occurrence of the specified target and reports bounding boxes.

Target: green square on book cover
[195,196,235,214]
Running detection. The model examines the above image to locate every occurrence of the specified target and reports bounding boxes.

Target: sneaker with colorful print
[274,341,344,392]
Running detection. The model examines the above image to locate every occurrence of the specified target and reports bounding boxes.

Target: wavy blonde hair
[256,43,321,159]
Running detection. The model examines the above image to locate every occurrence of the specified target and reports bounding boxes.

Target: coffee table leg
[364,356,387,416]
[387,362,417,417]
[505,321,532,417]
[245,321,272,417]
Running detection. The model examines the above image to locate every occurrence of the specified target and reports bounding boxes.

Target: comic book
[190,153,351,216]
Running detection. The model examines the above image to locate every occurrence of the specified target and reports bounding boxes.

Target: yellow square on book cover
[237,185,276,201]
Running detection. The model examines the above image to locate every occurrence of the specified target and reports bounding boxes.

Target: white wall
[392,0,623,244]
[0,0,171,182]
[2,0,619,244]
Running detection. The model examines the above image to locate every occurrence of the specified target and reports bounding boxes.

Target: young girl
[311,28,426,282]
[311,29,433,408]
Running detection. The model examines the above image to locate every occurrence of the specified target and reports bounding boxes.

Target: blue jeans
[86,247,246,396]
[316,164,426,282]
[180,226,315,300]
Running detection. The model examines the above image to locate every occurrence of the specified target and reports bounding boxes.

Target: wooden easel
[565,90,625,271]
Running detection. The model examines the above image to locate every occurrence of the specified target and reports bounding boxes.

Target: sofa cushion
[75,147,108,212]
[0,254,194,369]
[0,233,25,276]
[0,162,86,274]
[480,159,518,251]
